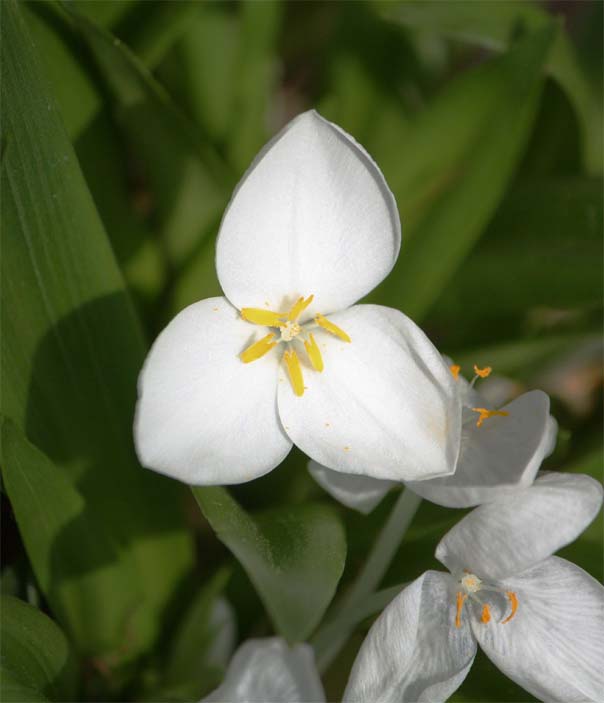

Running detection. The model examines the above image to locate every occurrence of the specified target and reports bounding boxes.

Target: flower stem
[312,488,422,671]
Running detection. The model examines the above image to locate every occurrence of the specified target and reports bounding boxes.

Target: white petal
[134,297,292,485]
[435,472,603,580]
[343,571,476,703]
[407,391,555,508]
[278,305,462,481]
[474,557,604,703]
[308,460,396,514]
[216,110,401,315]
[203,637,325,703]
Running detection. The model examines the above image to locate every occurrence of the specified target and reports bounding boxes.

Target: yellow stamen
[283,349,305,396]
[316,314,351,343]
[241,308,285,327]
[501,591,519,624]
[473,364,492,378]
[450,364,461,380]
[287,295,314,321]
[240,333,277,363]
[481,604,491,624]
[455,592,467,629]
[472,407,509,428]
[304,333,324,372]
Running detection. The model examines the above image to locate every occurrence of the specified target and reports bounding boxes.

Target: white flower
[202,637,325,703]
[134,111,461,485]
[308,361,558,512]
[343,472,604,703]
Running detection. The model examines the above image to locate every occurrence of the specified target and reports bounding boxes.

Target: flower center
[449,362,510,428]
[239,294,351,396]
[454,570,518,629]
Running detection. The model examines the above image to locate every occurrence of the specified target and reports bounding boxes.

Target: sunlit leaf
[193,487,346,642]
[1,0,192,657]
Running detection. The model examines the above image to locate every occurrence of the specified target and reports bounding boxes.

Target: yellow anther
[501,591,519,624]
[304,333,324,372]
[455,592,467,629]
[473,364,492,378]
[287,295,314,321]
[481,604,491,624]
[241,308,285,327]
[472,407,509,428]
[316,314,351,343]
[240,333,277,363]
[283,349,305,396]
[450,364,461,380]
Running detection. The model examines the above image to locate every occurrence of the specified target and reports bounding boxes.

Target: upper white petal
[435,472,603,580]
[407,391,554,508]
[343,571,476,703]
[203,637,325,703]
[474,557,604,703]
[134,297,292,485]
[278,305,462,481]
[216,110,401,315]
[308,460,396,514]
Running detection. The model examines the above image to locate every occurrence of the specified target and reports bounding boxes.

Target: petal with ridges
[343,571,476,703]
[474,557,604,703]
[216,110,401,316]
[407,391,554,508]
[278,305,462,481]
[135,297,292,485]
[435,472,603,580]
[203,637,325,703]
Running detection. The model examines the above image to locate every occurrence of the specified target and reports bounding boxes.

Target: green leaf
[1,0,192,657]
[66,6,232,267]
[369,24,555,320]
[381,0,602,173]
[193,487,346,642]
[1,419,144,655]
[0,595,75,702]
[162,569,235,700]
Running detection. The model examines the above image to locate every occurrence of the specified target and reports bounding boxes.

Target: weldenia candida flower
[135,110,461,485]
[343,472,604,703]
[202,637,325,703]
[308,362,557,512]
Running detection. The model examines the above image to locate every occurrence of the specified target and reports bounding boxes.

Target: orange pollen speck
[455,592,467,629]
[502,591,519,624]
[473,364,492,378]
[450,364,461,380]
[472,407,509,428]
[481,604,491,624]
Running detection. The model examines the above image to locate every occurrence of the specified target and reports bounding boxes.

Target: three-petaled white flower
[308,362,557,513]
[135,111,461,485]
[203,637,325,703]
[343,472,604,703]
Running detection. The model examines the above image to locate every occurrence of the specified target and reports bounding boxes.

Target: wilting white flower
[202,637,325,703]
[343,472,604,703]
[135,111,461,485]
[309,362,557,512]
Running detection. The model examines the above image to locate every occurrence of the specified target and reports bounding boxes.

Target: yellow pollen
[501,591,519,624]
[473,364,492,378]
[450,364,461,380]
[287,295,314,321]
[240,333,277,363]
[304,333,324,372]
[472,407,509,428]
[283,349,305,397]
[455,592,467,629]
[279,320,301,342]
[241,307,285,327]
[481,604,491,624]
[316,314,351,343]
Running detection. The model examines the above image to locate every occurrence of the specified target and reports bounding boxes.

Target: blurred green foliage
[1,1,602,701]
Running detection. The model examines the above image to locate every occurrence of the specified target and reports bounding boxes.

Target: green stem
[312,488,422,671]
